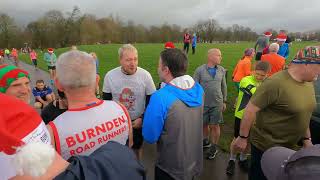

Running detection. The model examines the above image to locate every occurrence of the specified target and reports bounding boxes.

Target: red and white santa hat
[264,31,272,37]
[47,48,54,53]
[164,42,175,49]
[277,34,287,42]
[0,94,55,177]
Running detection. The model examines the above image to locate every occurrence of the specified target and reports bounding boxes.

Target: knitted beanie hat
[0,64,30,93]
[292,46,320,64]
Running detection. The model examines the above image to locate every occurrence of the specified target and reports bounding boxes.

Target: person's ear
[163,66,169,74]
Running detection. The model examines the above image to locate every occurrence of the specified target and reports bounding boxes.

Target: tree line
[0,6,260,49]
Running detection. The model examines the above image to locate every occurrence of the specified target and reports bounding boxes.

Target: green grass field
[18,41,317,151]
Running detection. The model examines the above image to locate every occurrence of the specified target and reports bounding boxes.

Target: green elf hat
[0,64,30,93]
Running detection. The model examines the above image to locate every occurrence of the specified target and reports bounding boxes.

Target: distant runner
[44,48,57,85]
[183,32,191,54]
[30,49,38,70]
[11,48,19,66]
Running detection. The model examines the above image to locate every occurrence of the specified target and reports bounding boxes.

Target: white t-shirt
[103,67,156,120]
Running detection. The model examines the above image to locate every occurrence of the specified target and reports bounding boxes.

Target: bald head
[208,48,222,65]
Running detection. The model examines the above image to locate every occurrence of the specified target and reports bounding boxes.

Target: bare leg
[229,138,236,158]
[49,69,53,80]
[203,124,209,139]
[52,70,56,80]
[209,124,220,145]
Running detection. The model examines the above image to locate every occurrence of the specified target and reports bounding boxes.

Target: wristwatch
[303,137,312,141]
[239,135,249,139]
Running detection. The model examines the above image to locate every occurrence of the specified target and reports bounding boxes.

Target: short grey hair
[118,44,138,59]
[269,43,280,53]
[56,50,96,89]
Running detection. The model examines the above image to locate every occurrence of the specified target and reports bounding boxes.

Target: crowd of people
[0,31,320,180]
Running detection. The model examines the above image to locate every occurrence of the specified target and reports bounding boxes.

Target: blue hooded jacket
[142,75,204,180]
[143,80,203,143]
[278,43,289,59]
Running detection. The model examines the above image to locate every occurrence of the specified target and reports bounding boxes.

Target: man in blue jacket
[143,48,204,180]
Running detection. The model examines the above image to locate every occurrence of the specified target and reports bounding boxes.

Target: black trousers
[192,46,196,54]
[310,120,320,144]
[184,43,190,53]
[249,144,267,180]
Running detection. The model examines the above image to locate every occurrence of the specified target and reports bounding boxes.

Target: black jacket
[55,141,146,180]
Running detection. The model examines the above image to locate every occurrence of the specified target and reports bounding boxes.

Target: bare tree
[63,6,83,46]
[80,14,102,44]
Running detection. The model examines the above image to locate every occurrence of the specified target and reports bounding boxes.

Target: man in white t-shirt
[103,44,156,159]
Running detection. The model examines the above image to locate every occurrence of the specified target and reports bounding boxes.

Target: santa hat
[0,64,30,93]
[47,48,54,53]
[277,34,287,42]
[164,42,175,49]
[0,94,55,177]
[264,31,272,37]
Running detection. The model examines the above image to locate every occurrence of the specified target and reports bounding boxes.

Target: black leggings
[184,43,190,53]
[192,46,196,54]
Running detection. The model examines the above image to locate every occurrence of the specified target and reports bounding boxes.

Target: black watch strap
[303,137,311,141]
[239,135,249,139]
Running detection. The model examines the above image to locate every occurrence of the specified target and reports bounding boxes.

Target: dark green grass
[19,41,317,151]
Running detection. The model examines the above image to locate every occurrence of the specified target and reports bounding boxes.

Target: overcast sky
[1,0,319,33]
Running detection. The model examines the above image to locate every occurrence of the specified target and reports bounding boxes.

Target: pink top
[11,49,18,57]
[30,51,37,60]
